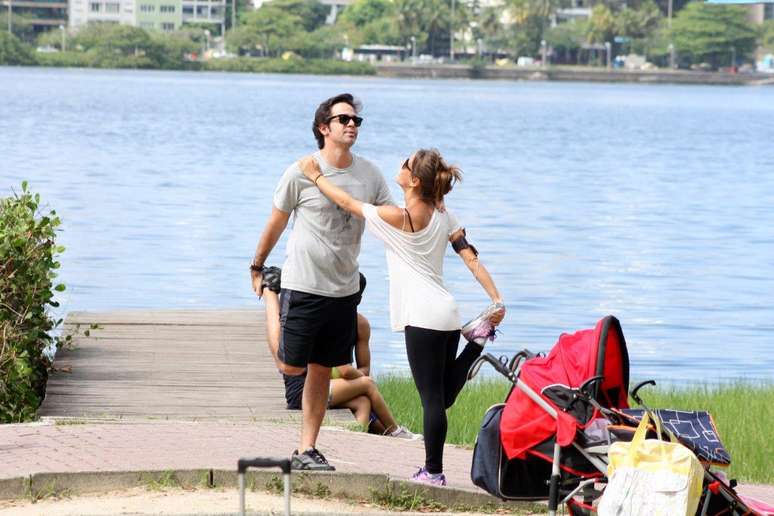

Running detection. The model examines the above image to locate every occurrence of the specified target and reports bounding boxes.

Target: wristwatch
[249,261,264,273]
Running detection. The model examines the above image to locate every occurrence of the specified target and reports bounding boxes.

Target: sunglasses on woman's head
[402,158,412,172]
[326,114,363,127]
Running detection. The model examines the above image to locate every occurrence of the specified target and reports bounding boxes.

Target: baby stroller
[468,315,760,516]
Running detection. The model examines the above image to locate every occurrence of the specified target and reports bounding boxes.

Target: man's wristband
[313,173,323,185]
[249,262,264,273]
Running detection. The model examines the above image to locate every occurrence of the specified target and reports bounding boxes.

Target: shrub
[0,182,65,423]
[204,57,375,75]
[0,31,35,65]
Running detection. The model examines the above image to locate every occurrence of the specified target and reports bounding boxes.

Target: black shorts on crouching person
[278,288,359,369]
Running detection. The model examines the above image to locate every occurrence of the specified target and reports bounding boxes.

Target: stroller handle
[630,380,656,405]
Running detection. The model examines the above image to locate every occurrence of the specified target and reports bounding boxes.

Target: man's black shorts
[278,289,359,368]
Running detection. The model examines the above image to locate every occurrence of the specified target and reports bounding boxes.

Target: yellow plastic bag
[598,411,704,516]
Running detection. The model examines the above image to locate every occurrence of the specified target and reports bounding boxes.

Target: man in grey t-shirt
[250,93,393,471]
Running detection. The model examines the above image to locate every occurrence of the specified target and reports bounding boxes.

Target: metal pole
[8,0,12,34]
[605,41,611,69]
[541,39,547,67]
[231,0,235,30]
[283,472,291,516]
[667,0,672,26]
[238,473,246,516]
[60,24,65,51]
[449,0,454,61]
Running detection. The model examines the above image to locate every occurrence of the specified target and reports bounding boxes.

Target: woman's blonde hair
[410,149,462,206]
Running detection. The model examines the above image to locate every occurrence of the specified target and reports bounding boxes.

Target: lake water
[2,66,773,384]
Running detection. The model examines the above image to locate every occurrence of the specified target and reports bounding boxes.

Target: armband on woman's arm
[451,229,479,256]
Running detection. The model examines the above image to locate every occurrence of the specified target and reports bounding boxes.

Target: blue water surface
[2,66,773,383]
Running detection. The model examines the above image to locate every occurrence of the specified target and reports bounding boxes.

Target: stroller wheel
[567,501,594,516]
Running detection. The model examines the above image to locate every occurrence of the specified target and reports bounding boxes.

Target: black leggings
[405,326,483,474]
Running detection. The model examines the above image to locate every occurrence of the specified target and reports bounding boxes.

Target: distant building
[319,0,352,24]
[69,0,134,29]
[747,3,774,24]
[68,0,225,32]
[135,0,181,31]
[1,0,67,34]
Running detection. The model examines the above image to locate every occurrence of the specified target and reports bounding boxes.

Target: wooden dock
[38,309,349,423]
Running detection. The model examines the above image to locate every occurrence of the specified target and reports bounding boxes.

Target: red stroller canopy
[500,316,630,459]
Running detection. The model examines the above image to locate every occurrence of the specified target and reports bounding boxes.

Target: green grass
[377,375,774,484]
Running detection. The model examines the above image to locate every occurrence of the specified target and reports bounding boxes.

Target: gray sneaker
[387,425,423,441]
[291,447,335,471]
[261,266,282,294]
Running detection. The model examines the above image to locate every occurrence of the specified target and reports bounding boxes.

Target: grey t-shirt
[273,151,393,297]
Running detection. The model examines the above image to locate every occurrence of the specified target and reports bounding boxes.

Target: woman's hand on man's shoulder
[298,155,321,181]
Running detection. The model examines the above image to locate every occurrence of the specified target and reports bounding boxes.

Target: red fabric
[500,317,629,459]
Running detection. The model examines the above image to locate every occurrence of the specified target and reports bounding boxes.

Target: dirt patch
[0,486,390,515]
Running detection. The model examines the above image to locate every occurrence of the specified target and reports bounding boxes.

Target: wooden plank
[38,309,353,424]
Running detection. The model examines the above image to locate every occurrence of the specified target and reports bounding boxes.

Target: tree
[545,20,586,63]
[670,2,757,68]
[232,6,304,56]
[501,0,559,58]
[149,31,200,67]
[263,0,329,32]
[760,19,774,52]
[336,0,402,46]
[586,4,616,44]
[288,25,348,58]
[37,27,70,51]
[476,6,507,56]
[615,0,661,40]
[73,23,153,56]
[0,31,35,65]
[339,0,395,27]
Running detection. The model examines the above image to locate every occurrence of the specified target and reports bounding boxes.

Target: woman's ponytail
[412,149,462,206]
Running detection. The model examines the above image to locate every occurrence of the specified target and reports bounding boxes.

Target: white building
[69,0,225,32]
[69,0,135,29]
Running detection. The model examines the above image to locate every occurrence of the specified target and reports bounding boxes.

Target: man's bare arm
[251,207,291,297]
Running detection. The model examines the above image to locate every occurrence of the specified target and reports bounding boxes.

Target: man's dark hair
[312,93,362,150]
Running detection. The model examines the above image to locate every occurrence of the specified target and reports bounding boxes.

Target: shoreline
[374,63,774,86]
[4,60,774,86]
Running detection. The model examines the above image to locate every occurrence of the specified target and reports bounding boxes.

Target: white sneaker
[388,426,423,441]
[461,302,505,346]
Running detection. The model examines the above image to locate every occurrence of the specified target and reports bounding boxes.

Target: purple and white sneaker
[461,302,505,346]
[410,467,447,486]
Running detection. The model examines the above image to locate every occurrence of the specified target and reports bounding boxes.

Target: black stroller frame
[469,326,758,516]
[469,351,610,516]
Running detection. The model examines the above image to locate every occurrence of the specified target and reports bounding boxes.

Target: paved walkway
[1,420,772,506]
[1,421,465,488]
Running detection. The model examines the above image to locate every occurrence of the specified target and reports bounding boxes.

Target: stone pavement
[1,419,772,508]
[0,421,451,485]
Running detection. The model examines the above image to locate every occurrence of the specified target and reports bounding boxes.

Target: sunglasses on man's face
[327,114,363,127]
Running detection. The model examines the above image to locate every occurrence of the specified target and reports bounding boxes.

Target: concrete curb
[0,477,27,500]
[2,469,542,512]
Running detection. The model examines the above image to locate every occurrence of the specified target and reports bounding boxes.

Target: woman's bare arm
[452,229,505,324]
[299,157,364,218]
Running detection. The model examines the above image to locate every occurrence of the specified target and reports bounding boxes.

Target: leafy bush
[204,57,375,75]
[0,31,35,65]
[0,182,65,423]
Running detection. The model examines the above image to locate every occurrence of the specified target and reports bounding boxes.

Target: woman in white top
[300,149,504,486]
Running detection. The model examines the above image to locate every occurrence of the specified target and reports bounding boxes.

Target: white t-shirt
[361,203,462,332]
[273,152,393,297]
